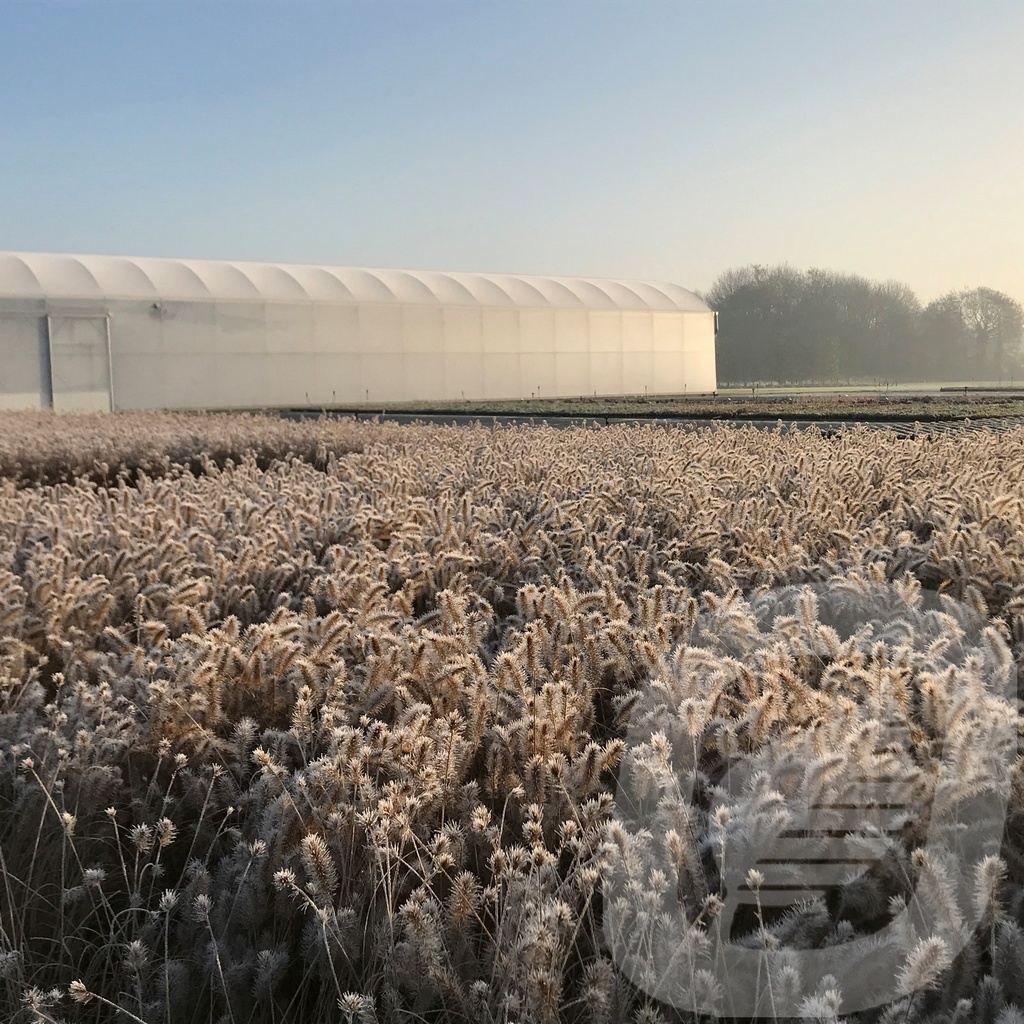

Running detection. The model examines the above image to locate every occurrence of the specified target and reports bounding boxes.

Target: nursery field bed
[295,409,1024,438]
[3,410,1024,1023]
[285,387,1024,424]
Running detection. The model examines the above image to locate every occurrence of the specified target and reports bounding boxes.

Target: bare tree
[961,287,1024,380]
[923,288,1024,381]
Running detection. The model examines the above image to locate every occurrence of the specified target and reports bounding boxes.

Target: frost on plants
[2,410,1024,1024]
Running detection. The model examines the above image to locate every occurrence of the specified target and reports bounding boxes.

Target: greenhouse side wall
[1,293,717,410]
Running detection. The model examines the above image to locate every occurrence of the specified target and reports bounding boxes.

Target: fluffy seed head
[897,936,951,996]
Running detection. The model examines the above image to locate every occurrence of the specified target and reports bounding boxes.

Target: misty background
[704,267,1024,386]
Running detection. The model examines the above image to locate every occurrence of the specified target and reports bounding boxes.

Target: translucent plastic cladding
[0,251,717,408]
[0,252,712,313]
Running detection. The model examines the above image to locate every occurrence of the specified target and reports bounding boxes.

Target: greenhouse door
[47,316,112,412]
[0,315,50,409]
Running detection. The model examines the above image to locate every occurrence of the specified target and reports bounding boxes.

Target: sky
[1,0,1022,304]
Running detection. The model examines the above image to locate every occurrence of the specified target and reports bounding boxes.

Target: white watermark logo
[604,577,1017,1018]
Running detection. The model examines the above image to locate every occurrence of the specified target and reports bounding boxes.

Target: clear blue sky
[2,0,1022,303]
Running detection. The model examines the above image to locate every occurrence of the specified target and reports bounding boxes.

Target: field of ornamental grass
[2,411,1024,1024]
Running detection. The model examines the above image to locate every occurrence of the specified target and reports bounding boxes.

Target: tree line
[702,265,1024,385]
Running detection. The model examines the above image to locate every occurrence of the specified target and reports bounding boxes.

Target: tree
[922,288,1024,381]
[920,293,968,380]
[706,264,923,384]
[706,264,811,384]
[961,288,1023,380]
[706,265,1022,385]
[867,280,922,381]
[798,268,878,383]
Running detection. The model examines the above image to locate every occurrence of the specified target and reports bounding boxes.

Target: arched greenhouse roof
[0,251,711,313]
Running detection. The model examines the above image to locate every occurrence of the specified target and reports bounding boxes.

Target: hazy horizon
[2,0,1021,305]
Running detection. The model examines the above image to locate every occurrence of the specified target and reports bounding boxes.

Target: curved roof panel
[231,263,309,302]
[285,266,357,302]
[181,261,261,301]
[0,253,44,297]
[134,258,211,300]
[478,274,548,307]
[556,278,620,310]
[0,251,711,313]
[81,255,158,297]
[29,254,104,298]
[617,280,688,309]
[370,270,441,304]
[523,277,587,309]
[589,280,651,308]
[411,271,481,306]
[445,273,517,307]
[338,269,396,302]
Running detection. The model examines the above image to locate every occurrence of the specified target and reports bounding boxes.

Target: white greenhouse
[0,251,717,411]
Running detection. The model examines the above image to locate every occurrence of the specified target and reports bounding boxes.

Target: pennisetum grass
[2,411,1024,1021]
